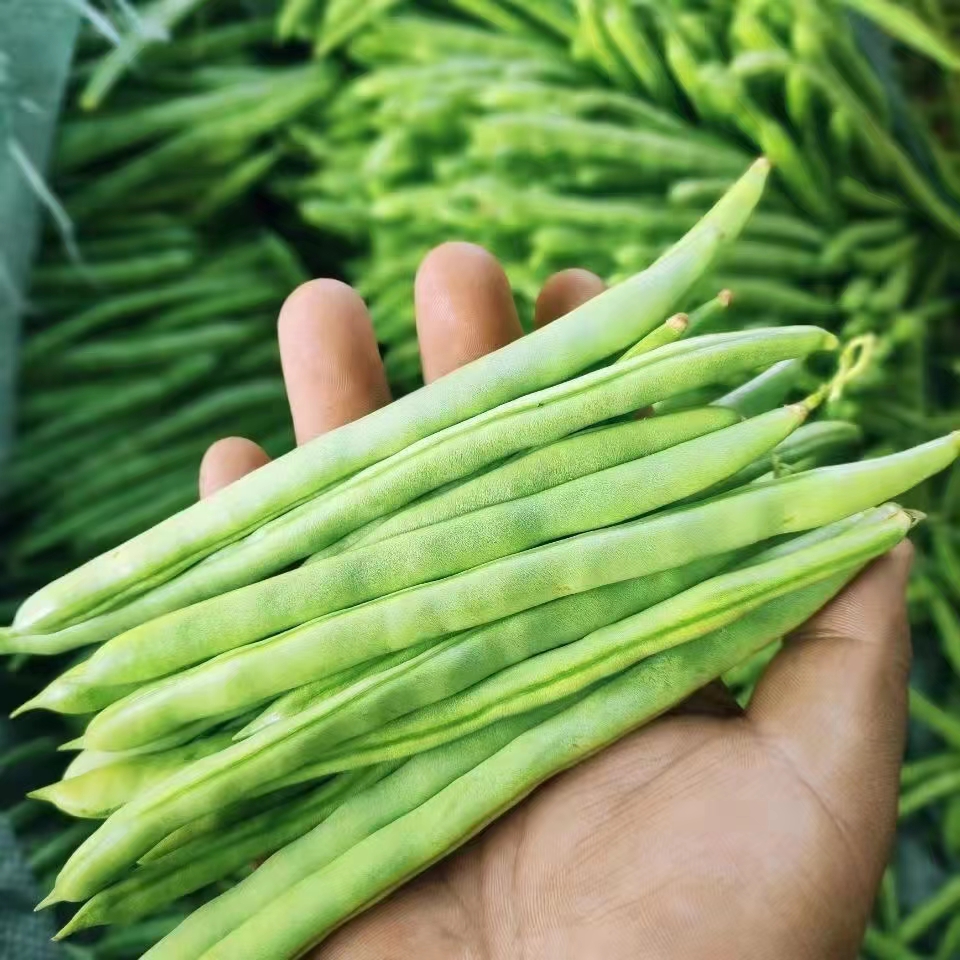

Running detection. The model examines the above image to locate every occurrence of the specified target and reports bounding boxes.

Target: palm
[200,244,912,960]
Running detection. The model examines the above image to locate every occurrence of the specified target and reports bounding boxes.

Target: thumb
[747,542,914,891]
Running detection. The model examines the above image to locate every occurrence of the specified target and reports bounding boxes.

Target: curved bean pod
[30,732,235,820]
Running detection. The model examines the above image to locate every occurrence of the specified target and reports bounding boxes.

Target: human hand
[200,244,913,960]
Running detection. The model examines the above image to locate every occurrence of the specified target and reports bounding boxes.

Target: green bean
[21,276,242,359]
[192,574,858,960]
[900,753,960,789]
[470,112,749,176]
[52,324,259,372]
[54,767,393,935]
[16,325,821,662]
[601,0,675,104]
[10,670,139,717]
[687,288,733,333]
[820,218,908,268]
[910,688,960,750]
[836,177,908,214]
[862,927,926,960]
[147,713,572,959]
[30,733,236,820]
[70,400,816,731]
[700,421,864,497]
[706,275,836,316]
[260,506,911,779]
[928,584,960,677]
[714,358,805,418]
[30,250,195,293]
[136,786,316,866]
[68,714,246,769]
[312,406,738,562]
[13,161,769,636]
[899,769,960,818]
[898,876,960,944]
[235,643,439,741]
[64,71,301,169]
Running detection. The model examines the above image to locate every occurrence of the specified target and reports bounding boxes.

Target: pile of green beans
[2,169,958,957]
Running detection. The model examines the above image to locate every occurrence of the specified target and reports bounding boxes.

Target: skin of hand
[200,243,912,960]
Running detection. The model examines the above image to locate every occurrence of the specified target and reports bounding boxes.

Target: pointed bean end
[10,696,41,719]
[904,508,927,529]
[718,289,734,308]
[34,890,61,911]
[53,908,93,939]
[27,787,54,804]
[666,313,689,333]
[59,737,84,752]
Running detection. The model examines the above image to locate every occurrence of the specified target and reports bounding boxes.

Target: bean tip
[9,696,40,719]
[34,890,60,911]
[717,289,734,308]
[666,313,689,333]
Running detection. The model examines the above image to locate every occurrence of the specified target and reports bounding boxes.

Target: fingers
[747,543,914,881]
[534,268,606,328]
[415,242,522,382]
[278,279,391,444]
[199,437,271,498]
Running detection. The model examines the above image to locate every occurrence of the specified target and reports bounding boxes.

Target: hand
[200,244,913,960]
